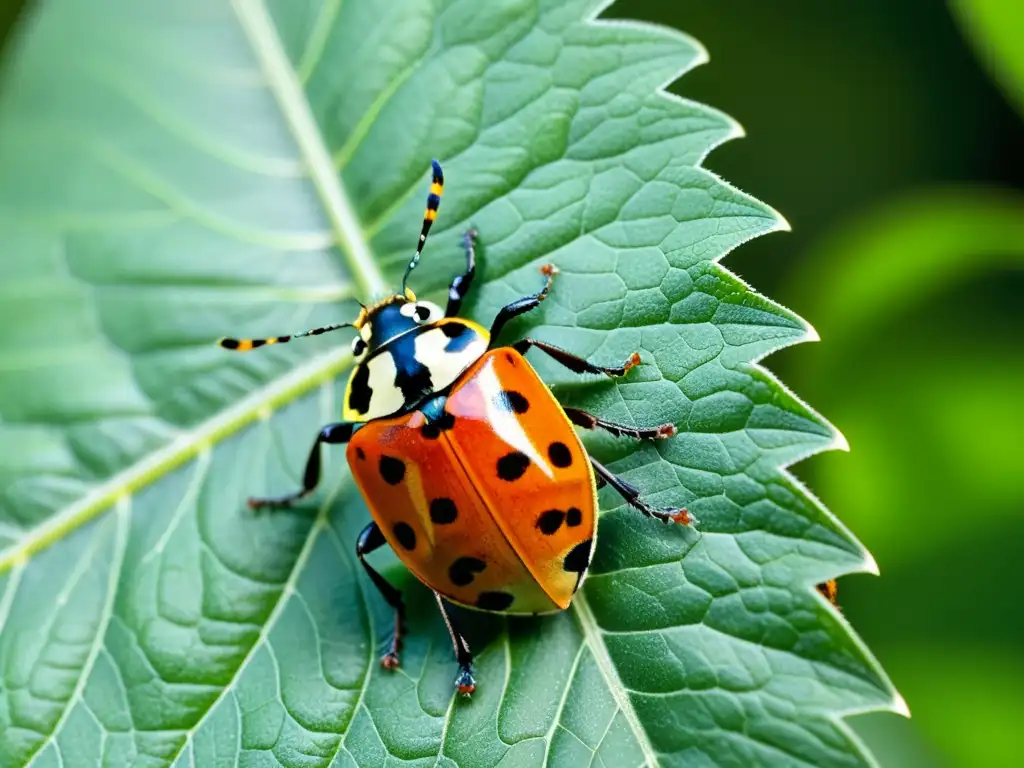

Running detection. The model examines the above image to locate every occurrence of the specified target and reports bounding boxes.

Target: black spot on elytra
[563,538,593,574]
[448,556,487,587]
[496,451,530,481]
[505,352,517,366]
[536,510,565,535]
[348,363,372,415]
[420,410,456,439]
[476,591,515,612]
[548,441,572,468]
[495,390,529,414]
[379,455,405,485]
[355,447,366,460]
[393,522,416,551]
[566,507,582,527]
[430,497,458,524]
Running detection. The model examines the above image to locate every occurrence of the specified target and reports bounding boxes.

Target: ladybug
[220,160,691,695]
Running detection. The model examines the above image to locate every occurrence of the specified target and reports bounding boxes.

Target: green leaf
[0,0,897,765]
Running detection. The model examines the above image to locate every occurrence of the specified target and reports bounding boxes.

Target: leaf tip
[726,115,746,140]
[862,549,880,576]
[830,428,850,453]
[893,691,912,719]
[773,209,793,233]
[691,36,710,68]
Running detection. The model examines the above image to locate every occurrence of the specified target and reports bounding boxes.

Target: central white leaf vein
[572,594,659,768]
[231,0,387,299]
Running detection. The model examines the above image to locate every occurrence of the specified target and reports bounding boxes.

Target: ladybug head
[348,291,445,362]
[219,159,465,421]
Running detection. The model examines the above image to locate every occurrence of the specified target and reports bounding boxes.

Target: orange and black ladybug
[220,160,691,695]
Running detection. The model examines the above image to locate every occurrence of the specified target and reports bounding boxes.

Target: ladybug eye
[400,301,443,324]
[351,337,367,358]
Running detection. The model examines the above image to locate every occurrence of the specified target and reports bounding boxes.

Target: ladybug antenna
[218,322,356,353]
[402,159,444,293]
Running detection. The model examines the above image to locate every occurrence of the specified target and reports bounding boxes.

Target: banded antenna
[401,159,444,292]
[219,322,355,352]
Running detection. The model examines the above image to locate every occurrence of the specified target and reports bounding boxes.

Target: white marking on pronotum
[412,326,487,393]
[362,351,405,418]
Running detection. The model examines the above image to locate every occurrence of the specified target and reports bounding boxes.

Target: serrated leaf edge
[592,0,904,740]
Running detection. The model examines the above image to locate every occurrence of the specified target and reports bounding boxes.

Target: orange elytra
[220,159,690,695]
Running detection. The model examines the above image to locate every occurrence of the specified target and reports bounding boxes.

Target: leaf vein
[25,498,130,767]
[571,593,659,768]
[231,0,387,298]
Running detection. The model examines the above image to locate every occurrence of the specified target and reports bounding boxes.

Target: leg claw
[380,652,400,670]
[454,667,476,697]
[671,508,691,526]
[650,507,692,526]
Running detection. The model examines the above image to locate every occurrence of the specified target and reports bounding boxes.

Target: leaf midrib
[0,0,383,574]
[232,0,387,298]
[573,593,659,767]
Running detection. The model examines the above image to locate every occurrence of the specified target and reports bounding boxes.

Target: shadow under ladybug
[220,159,692,696]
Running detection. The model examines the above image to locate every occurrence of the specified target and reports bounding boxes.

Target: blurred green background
[1,1,1020,765]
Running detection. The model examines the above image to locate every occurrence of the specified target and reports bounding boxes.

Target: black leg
[434,592,476,695]
[357,523,407,669]
[248,422,354,509]
[513,338,642,377]
[590,458,690,525]
[563,407,677,440]
[445,229,477,317]
[488,264,558,341]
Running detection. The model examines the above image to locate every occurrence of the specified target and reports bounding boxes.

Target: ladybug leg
[433,592,476,696]
[445,229,477,317]
[356,522,407,670]
[563,407,677,440]
[512,338,642,377]
[589,458,691,526]
[488,264,558,341]
[247,422,354,509]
